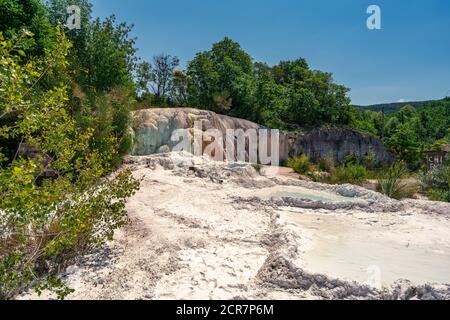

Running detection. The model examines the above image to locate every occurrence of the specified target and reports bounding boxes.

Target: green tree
[278,61,351,128]
[253,70,288,128]
[151,54,179,104]
[385,122,421,166]
[136,61,153,96]
[171,69,188,106]
[349,107,383,137]
[45,0,92,63]
[77,15,137,92]
[0,0,55,54]
[187,37,257,119]
[380,99,450,167]
[0,29,139,300]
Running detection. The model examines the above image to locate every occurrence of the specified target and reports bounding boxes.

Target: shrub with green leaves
[342,153,360,166]
[419,165,450,202]
[427,188,450,202]
[0,29,140,299]
[333,164,368,185]
[363,150,381,170]
[311,158,367,185]
[287,155,311,174]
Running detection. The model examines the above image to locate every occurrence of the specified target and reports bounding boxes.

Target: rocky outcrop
[131,108,393,165]
[131,108,289,163]
[288,126,394,164]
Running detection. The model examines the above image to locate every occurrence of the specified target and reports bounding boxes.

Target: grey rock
[288,126,394,164]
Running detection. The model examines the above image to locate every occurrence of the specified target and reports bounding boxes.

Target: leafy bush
[363,150,381,170]
[419,166,449,190]
[376,162,417,200]
[333,164,368,185]
[0,30,140,299]
[343,153,360,166]
[311,157,367,185]
[428,188,450,202]
[287,155,311,174]
[419,165,450,202]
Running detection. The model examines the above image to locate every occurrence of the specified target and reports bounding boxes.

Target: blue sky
[90,0,450,105]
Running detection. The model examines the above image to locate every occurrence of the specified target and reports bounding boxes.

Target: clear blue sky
[91,0,450,105]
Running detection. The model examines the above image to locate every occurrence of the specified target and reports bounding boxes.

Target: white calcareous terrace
[20,152,450,300]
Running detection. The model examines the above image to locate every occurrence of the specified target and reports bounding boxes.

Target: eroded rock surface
[131,108,289,162]
[288,126,394,163]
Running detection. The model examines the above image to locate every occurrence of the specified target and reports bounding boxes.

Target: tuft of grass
[287,155,311,174]
[318,156,335,173]
[376,162,417,200]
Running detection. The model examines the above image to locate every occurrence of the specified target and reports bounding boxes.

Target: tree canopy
[186,38,352,129]
[0,0,55,54]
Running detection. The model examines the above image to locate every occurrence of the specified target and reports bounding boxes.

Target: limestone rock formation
[130,108,393,165]
[130,108,289,163]
[288,126,394,164]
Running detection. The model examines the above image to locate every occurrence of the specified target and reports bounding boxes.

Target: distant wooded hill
[357,100,435,114]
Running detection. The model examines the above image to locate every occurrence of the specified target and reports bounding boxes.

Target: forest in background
[0,0,449,299]
[358,101,432,114]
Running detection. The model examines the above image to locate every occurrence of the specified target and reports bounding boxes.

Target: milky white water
[291,213,450,287]
[253,186,356,203]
